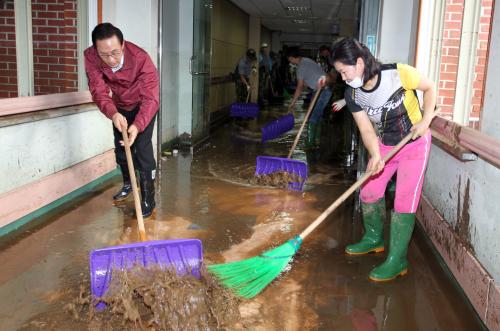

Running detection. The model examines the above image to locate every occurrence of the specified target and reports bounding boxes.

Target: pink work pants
[360,130,432,213]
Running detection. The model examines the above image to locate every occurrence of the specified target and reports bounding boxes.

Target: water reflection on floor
[0,105,484,330]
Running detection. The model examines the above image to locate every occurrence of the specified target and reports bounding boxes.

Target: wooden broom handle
[287,87,323,159]
[299,108,440,240]
[122,129,148,242]
[266,69,276,96]
[246,71,256,104]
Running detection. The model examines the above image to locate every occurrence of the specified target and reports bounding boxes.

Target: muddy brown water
[0,106,484,330]
[65,266,240,330]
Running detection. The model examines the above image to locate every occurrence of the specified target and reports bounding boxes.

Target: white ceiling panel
[229,0,359,35]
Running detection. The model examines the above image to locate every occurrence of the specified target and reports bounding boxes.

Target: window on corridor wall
[436,0,494,130]
[469,0,493,130]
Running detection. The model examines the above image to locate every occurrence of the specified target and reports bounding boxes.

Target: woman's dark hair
[92,23,124,47]
[286,46,301,58]
[332,37,381,83]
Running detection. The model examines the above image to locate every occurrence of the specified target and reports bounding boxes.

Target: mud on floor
[65,265,241,331]
[249,171,303,189]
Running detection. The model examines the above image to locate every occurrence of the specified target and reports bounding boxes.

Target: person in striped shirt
[331,37,436,282]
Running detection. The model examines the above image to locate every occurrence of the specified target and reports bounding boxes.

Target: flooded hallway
[0,115,485,330]
[0,0,499,330]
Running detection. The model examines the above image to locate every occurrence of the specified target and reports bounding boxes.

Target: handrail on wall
[431,116,500,168]
[210,74,233,85]
[0,91,93,117]
[0,90,499,169]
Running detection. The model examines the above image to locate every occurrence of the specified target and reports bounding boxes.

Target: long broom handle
[122,129,148,242]
[246,88,251,103]
[246,70,257,104]
[287,87,323,159]
[298,132,413,240]
[266,69,276,96]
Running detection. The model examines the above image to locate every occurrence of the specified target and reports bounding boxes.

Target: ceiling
[229,0,360,36]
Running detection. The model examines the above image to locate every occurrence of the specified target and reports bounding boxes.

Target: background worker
[259,43,274,105]
[317,44,347,115]
[235,49,257,102]
[287,46,332,148]
[318,44,335,78]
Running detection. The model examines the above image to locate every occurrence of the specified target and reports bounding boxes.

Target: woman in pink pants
[331,38,436,282]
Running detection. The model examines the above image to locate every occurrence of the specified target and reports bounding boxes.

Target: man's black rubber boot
[113,165,132,202]
[139,170,156,218]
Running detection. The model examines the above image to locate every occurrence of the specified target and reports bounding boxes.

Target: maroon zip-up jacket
[84,41,159,132]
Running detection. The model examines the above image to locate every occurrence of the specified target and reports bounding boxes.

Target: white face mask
[346,76,364,88]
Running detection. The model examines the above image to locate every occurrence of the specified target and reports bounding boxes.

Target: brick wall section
[0,0,17,98]
[32,0,78,95]
[469,0,494,130]
[437,0,464,119]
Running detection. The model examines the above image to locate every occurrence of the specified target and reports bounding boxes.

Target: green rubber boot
[306,122,316,148]
[345,198,386,255]
[314,122,322,147]
[369,212,416,282]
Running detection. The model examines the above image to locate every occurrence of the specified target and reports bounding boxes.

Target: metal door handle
[189,55,209,75]
[189,55,194,75]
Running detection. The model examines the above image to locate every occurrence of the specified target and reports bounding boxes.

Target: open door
[190,0,212,145]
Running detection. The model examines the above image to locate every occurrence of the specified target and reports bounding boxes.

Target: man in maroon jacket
[84,23,159,218]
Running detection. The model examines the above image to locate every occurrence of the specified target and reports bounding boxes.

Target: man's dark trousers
[112,106,156,173]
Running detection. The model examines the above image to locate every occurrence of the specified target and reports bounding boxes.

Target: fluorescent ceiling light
[287,6,310,11]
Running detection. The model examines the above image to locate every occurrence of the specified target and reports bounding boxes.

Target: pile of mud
[66,266,240,330]
[249,171,303,189]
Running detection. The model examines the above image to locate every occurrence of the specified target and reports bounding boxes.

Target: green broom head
[207,235,302,299]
